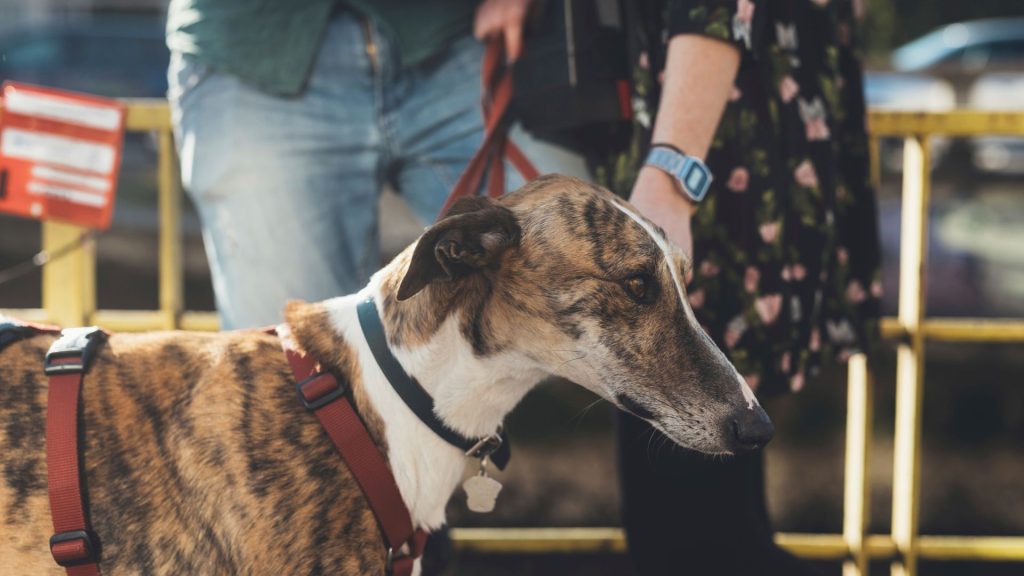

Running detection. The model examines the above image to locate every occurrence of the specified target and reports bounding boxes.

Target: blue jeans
[169,12,512,329]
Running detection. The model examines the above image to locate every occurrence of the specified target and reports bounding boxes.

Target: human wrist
[633,165,697,216]
[643,144,712,207]
[648,135,706,163]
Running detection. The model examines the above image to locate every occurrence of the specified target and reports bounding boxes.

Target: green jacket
[166,0,479,96]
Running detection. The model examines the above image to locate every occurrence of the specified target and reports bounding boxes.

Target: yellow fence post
[157,127,183,330]
[844,353,873,576]
[41,221,95,327]
[869,137,881,190]
[891,135,930,576]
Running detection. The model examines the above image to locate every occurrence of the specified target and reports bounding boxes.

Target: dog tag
[463,473,502,513]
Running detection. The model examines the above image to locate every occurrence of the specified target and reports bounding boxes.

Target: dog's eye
[623,274,654,303]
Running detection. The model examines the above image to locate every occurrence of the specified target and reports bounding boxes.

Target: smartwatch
[644,144,713,203]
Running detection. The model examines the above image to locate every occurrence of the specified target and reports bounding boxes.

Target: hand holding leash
[473,0,534,62]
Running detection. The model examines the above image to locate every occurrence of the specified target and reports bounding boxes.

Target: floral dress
[596,0,882,398]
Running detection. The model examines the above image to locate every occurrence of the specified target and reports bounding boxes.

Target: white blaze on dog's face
[393,175,772,455]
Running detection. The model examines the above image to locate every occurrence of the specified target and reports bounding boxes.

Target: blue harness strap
[0,315,61,351]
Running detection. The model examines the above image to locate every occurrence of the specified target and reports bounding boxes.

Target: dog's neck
[317,262,545,530]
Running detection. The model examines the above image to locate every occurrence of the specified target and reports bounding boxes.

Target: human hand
[629,165,695,262]
[474,0,533,61]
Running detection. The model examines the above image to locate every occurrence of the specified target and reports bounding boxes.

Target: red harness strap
[278,333,428,576]
[33,320,424,574]
[44,326,108,576]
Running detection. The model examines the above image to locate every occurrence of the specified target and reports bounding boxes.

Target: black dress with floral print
[596,0,882,398]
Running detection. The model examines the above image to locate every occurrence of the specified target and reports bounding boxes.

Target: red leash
[438,39,540,218]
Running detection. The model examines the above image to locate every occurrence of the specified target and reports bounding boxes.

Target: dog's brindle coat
[1,175,770,575]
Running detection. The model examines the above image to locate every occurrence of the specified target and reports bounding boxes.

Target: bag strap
[437,39,540,220]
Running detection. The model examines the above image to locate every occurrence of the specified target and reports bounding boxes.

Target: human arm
[628,34,740,257]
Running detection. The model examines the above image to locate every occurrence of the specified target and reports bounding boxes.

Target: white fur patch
[390,315,545,440]
[320,272,546,534]
[323,287,464,533]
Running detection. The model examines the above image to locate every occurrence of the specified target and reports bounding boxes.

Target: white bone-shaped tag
[463,474,502,513]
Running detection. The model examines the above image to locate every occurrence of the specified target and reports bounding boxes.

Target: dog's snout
[730,405,774,451]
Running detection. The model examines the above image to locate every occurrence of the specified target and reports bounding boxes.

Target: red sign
[0,82,126,230]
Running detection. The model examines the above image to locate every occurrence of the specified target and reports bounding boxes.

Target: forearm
[629,34,741,254]
[650,34,740,160]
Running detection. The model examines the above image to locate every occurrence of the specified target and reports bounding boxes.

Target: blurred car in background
[864,17,1024,174]
[0,12,167,97]
[968,73,1024,175]
[862,17,1024,320]
[892,17,1024,103]
[864,71,955,172]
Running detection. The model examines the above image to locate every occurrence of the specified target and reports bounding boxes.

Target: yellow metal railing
[2,99,220,332]
[3,103,1024,576]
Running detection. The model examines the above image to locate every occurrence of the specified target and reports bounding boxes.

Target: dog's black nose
[731,405,774,450]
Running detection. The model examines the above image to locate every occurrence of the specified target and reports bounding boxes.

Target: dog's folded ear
[397,197,521,300]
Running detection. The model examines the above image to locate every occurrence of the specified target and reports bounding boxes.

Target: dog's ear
[397,196,520,300]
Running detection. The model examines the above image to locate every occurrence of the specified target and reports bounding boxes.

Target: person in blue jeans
[167,0,538,330]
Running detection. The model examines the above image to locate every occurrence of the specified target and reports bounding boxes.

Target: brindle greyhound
[0,175,772,575]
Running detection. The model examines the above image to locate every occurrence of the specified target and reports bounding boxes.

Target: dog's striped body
[0,313,392,575]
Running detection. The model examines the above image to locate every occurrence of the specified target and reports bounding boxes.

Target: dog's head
[394,175,772,455]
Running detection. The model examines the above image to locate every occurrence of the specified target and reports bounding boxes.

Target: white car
[863,71,956,172]
[865,17,1024,173]
[968,73,1024,174]
[891,18,1024,103]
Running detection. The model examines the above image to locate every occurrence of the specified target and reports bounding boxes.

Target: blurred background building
[1,1,1023,575]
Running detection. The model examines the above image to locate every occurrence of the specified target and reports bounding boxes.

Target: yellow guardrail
[3,102,1024,576]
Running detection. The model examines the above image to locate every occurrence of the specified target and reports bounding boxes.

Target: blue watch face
[685,167,709,198]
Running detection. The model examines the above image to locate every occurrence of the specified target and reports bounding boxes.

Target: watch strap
[644,144,713,202]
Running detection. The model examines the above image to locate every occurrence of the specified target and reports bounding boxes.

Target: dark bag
[439,2,634,217]
[438,39,539,218]
[511,0,633,156]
